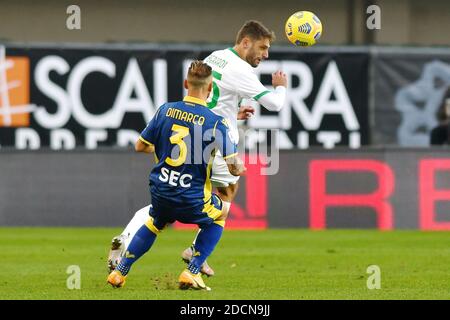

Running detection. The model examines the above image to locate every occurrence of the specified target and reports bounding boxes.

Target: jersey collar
[183,96,207,107]
[228,47,251,67]
[228,47,240,58]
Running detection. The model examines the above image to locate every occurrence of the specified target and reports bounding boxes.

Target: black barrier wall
[2,44,450,149]
[2,148,450,230]
[0,44,369,149]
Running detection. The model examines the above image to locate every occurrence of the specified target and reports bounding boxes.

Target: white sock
[122,205,151,248]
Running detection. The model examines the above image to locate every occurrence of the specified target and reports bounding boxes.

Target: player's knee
[217,210,229,221]
[217,183,239,202]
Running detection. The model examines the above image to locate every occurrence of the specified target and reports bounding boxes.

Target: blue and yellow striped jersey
[139,96,237,209]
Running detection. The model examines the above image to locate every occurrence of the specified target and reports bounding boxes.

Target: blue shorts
[148,193,223,231]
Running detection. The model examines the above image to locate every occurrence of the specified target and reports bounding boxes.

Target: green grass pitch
[1,227,450,300]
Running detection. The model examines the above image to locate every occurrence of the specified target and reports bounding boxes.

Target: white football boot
[181,246,215,277]
[107,234,127,273]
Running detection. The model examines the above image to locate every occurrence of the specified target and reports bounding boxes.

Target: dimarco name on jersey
[166,107,206,126]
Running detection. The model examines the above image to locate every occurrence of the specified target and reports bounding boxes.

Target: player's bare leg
[216,181,239,203]
[181,183,238,276]
[107,205,151,272]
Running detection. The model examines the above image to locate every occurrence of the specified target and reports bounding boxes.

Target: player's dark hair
[187,60,212,88]
[236,20,275,44]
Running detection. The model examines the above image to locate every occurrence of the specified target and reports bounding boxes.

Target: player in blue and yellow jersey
[107,61,246,290]
[108,21,286,277]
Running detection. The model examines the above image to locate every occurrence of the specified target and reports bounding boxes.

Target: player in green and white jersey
[108,20,287,277]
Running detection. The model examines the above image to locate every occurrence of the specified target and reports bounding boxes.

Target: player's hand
[272,70,287,88]
[233,160,247,177]
[227,156,247,176]
[237,105,255,120]
[237,157,247,176]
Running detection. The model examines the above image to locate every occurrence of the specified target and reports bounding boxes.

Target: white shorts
[210,151,240,188]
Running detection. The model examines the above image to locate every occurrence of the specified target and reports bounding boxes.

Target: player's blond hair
[187,60,212,88]
[236,20,276,44]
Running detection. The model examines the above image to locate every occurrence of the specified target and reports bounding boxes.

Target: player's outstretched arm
[135,138,155,153]
[236,69,287,114]
[257,70,288,112]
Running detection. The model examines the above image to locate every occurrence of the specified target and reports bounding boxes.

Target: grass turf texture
[1,228,449,300]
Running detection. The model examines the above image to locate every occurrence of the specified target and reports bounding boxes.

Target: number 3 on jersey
[165,124,189,167]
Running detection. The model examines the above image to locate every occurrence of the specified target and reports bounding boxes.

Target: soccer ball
[285,11,322,47]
